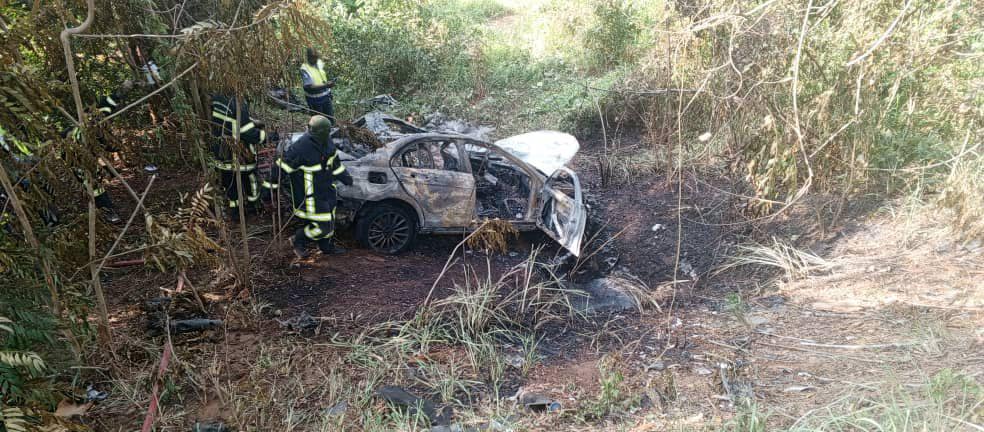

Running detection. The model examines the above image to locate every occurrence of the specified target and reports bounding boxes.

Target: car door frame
[388,136,477,230]
[535,167,587,256]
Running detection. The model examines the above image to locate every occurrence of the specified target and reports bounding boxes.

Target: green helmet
[308,115,332,143]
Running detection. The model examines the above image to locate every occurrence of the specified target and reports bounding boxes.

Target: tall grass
[788,369,983,431]
[331,0,982,237]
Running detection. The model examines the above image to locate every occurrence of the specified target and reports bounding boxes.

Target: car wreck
[278,113,588,256]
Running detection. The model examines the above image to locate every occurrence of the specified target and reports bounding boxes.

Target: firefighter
[63,79,136,224]
[209,94,270,215]
[299,48,336,123]
[266,115,352,258]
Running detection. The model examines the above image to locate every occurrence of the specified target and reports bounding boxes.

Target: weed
[727,401,770,432]
[789,369,983,431]
[721,238,829,281]
[724,292,750,326]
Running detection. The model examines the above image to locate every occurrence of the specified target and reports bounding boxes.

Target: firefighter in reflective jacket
[63,79,135,224]
[210,94,269,214]
[266,115,352,258]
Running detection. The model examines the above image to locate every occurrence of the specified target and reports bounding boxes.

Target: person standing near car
[266,115,352,259]
[299,48,336,124]
[209,94,271,216]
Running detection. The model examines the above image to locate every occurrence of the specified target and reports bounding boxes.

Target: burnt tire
[356,203,418,254]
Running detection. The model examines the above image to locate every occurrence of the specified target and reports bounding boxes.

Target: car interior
[469,148,531,220]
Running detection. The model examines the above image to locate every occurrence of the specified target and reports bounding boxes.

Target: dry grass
[465,219,519,254]
[720,238,830,281]
[941,153,984,241]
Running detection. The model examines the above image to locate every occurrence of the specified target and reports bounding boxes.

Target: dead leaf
[54,400,91,418]
[783,385,816,393]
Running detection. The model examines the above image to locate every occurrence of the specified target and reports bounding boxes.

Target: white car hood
[493,131,580,174]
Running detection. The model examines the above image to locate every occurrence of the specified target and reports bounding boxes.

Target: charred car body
[277,113,587,256]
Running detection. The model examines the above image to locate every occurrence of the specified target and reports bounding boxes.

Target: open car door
[537,167,587,256]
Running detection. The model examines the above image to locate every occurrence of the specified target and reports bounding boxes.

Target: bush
[583,0,641,70]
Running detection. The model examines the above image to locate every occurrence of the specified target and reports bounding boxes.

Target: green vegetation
[0,0,981,430]
[788,370,982,431]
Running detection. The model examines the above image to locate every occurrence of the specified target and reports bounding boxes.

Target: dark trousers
[73,167,115,210]
[294,216,336,253]
[219,170,260,210]
[306,95,334,124]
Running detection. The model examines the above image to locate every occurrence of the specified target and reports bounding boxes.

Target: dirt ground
[82,128,983,431]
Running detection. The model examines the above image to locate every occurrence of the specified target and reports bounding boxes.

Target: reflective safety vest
[97,95,120,115]
[267,132,352,222]
[300,60,330,98]
[210,95,267,172]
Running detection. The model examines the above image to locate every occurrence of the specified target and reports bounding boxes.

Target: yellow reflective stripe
[332,164,346,176]
[240,122,255,133]
[212,111,237,124]
[247,174,260,201]
[98,107,113,113]
[304,171,315,216]
[298,164,322,172]
[105,96,117,106]
[304,223,322,239]
[259,130,267,142]
[276,158,296,173]
[262,180,279,189]
[229,200,238,208]
[294,209,333,221]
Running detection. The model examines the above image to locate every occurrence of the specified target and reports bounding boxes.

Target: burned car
[281,113,587,256]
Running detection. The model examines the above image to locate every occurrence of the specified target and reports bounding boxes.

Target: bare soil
[85,130,983,431]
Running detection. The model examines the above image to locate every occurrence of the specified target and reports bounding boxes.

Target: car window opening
[470,149,531,221]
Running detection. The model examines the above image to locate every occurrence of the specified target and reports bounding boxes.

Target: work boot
[319,245,347,255]
[292,234,310,259]
[100,207,122,224]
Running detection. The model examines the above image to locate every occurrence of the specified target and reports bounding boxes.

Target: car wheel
[356,203,418,254]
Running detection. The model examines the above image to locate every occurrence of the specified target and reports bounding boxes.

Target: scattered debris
[193,421,230,432]
[424,111,495,141]
[516,390,561,412]
[651,224,665,232]
[275,311,319,332]
[143,296,220,335]
[375,385,452,425]
[85,384,108,402]
[169,318,223,334]
[644,360,666,372]
[323,401,348,417]
[694,366,714,376]
[678,259,699,280]
[719,361,754,402]
[783,385,816,393]
[745,314,770,327]
[573,276,649,314]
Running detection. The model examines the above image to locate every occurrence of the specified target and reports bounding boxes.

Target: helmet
[308,115,332,143]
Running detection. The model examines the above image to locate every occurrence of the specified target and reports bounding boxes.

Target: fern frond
[0,351,45,375]
[0,406,28,432]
